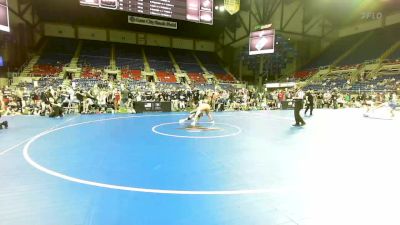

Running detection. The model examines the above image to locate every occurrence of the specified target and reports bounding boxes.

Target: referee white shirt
[294,89,305,100]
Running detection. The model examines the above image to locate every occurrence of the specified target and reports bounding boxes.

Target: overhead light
[215,6,219,10]
[219,5,225,12]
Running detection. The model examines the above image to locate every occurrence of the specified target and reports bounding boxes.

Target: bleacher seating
[215,74,236,83]
[115,43,144,70]
[294,70,316,79]
[38,77,64,88]
[72,78,108,90]
[156,71,177,83]
[22,37,239,85]
[304,24,400,70]
[303,72,400,93]
[303,73,350,91]
[187,72,206,84]
[171,49,203,73]
[305,32,366,69]
[145,46,174,72]
[81,67,102,79]
[155,82,186,90]
[219,83,236,91]
[196,51,226,74]
[195,84,215,90]
[16,82,34,90]
[348,73,400,92]
[32,38,77,77]
[195,51,236,83]
[32,65,62,77]
[122,80,149,91]
[300,24,400,93]
[78,41,110,68]
[37,38,77,66]
[17,78,63,90]
[121,69,142,80]
[339,24,400,66]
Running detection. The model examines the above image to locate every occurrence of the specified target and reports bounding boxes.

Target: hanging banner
[224,0,240,15]
[128,16,177,30]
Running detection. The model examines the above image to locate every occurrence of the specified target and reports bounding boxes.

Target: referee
[292,87,306,126]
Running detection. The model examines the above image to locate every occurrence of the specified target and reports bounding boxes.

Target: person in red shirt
[278,90,286,101]
[114,90,121,111]
[277,90,286,109]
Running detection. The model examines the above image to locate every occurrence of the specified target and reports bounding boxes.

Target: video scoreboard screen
[80,0,213,25]
[249,29,275,55]
[0,0,10,32]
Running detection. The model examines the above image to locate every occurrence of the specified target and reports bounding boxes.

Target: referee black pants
[294,100,305,125]
[305,104,314,116]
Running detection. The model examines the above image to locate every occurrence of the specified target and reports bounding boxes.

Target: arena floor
[0,109,399,225]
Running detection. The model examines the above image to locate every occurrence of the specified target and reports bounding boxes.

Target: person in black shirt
[192,90,200,105]
[0,114,8,129]
[48,103,64,118]
[304,91,314,116]
[75,90,85,113]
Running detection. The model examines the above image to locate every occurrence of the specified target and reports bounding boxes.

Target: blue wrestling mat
[0,109,399,225]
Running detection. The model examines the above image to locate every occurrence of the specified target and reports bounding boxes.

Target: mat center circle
[152,122,242,139]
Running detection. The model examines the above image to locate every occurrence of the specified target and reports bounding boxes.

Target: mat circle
[152,122,242,139]
[22,115,285,195]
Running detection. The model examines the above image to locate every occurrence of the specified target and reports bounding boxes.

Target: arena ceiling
[23,0,400,40]
[31,0,231,40]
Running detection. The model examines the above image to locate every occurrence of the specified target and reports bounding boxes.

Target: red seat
[156,71,177,83]
[121,69,142,80]
[215,74,236,83]
[81,67,102,78]
[188,73,206,84]
[294,70,316,79]
[32,65,62,77]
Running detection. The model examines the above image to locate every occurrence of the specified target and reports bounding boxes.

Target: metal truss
[7,0,41,35]
[218,0,335,52]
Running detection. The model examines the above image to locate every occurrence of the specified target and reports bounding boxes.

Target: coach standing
[293,87,306,126]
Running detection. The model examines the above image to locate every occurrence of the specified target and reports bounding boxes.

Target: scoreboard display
[249,29,275,55]
[0,0,9,32]
[80,0,213,25]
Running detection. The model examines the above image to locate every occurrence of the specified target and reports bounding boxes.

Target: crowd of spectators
[1,76,399,117]
[269,88,399,110]
[0,78,268,117]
